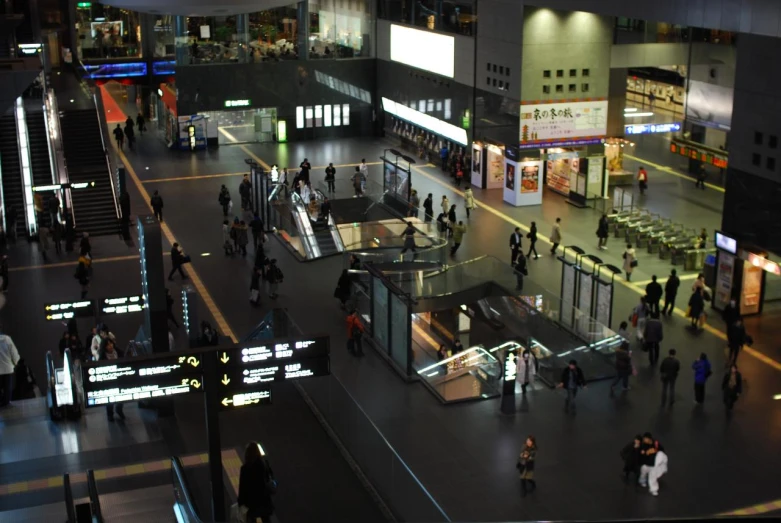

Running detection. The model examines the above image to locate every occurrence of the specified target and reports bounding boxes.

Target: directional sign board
[220,356,331,386]
[220,386,273,410]
[44,299,95,321]
[217,335,330,367]
[100,295,145,315]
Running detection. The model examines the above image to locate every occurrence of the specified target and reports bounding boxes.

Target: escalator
[0,113,25,238]
[26,109,55,228]
[285,190,344,259]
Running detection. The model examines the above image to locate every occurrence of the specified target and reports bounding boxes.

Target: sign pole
[203,353,226,521]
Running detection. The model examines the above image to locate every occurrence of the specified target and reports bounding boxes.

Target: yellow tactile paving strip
[720,499,781,516]
[221,449,242,495]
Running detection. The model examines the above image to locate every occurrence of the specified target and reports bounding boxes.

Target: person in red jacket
[637,166,648,195]
[346,309,365,356]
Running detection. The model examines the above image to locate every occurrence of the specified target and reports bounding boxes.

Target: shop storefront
[156,83,178,147]
[604,138,636,186]
[201,105,279,144]
[712,231,771,316]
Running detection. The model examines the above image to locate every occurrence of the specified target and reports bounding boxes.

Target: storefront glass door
[202,107,277,144]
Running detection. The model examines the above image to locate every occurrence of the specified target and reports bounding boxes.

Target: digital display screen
[390,24,454,78]
[44,300,95,320]
[152,60,175,76]
[670,142,727,169]
[83,62,147,79]
[382,97,468,146]
[625,122,681,135]
[715,232,737,254]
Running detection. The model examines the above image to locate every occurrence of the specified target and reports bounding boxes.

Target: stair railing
[91,87,120,221]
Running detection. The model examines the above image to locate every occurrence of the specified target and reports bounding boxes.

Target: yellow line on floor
[631,273,699,286]
[221,449,242,496]
[118,147,239,343]
[720,498,781,516]
[624,153,725,193]
[141,172,246,183]
[410,163,781,372]
[8,254,142,272]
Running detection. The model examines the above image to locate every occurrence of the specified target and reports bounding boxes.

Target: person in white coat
[549,218,562,255]
[641,449,668,496]
[623,243,637,281]
[516,350,537,394]
[0,331,20,407]
[464,188,476,219]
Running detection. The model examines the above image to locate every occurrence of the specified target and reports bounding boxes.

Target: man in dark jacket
[557,359,586,413]
[726,318,751,365]
[610,341,632,392]
[150,190,164,222]
[168,243,188,281]
[509,227,523,265]
[239,174,253,211]
[249,212,264,251]
[659,349,680,407]
[643,312,664,366]
[661,269,680,316]
[423,193,434,221]
[722,298,740,327]
[299,158,311,184]
[645,275,663,316]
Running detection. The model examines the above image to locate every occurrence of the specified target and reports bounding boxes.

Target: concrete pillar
[297,1,309,60]
[174,15,189,65]
[606,68,627,137]
[236,14,249,63]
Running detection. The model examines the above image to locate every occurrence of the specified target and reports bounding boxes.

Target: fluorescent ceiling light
[624,112,654,118]
[382,97,468,145]
[624,108,638,113]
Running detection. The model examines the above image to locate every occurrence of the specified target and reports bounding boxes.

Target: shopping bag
[249,289,260,304]
[686,306,692,317]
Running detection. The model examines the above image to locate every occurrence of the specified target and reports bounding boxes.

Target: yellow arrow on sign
[221,374,230,385]
[46,315,52,320]
[221,397,232,407]
[187,356,200,368]
[45,305,51,310]
[220,352,230,364]
[190,379,201,389]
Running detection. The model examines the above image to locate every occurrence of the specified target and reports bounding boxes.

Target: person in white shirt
[359,159,368,192]
[641,450,668,496]
[0,331,20,407]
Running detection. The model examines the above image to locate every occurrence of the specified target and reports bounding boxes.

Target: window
[296,106,304,129]
[505,82,510,91]
[324,104,332,127]
[436,101,442,111]
[315,105,323,127]
[493,78,497,87]
[444,99,452,119]
[569,69,577,77]
[543,70,551,78]
[752,153,761,166]
[556,85,563,93]
[506,68,510,77]
[342,104,350,125]
[305,106,314,128]
[418,100,426,112]
[499,66,504,74]
[333,104,341,126]
[767,157,776,171]
[486,76,491,86]
[582,83,589,92]
[498,80,504,89]
[755,132,763,145]
[568,84,576,92]
[486,63,491,71]
[556,70,563,77]
[427,99,434,112]
[771,135,778,149]
[493,64,497,72]
[543,85,550,94]
[582,69,590,77]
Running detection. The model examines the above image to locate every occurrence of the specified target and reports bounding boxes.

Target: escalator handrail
[45,351,56,408]
[64,473,76,523]
[171,456,208,523]
[87,469,104,523]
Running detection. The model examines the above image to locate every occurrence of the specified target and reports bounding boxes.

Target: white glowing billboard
[390,24,455,78]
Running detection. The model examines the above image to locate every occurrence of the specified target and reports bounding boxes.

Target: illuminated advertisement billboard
[390,24,454,78]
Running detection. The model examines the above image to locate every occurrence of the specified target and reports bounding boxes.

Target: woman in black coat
[722,364,743,410]
[334,269,351,309]
[238,442,275,523]
[688,288,705,329]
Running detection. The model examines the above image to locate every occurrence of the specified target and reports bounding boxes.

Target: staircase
[0,114,25,238]
[59,109,118,236]
[26,110,54,228]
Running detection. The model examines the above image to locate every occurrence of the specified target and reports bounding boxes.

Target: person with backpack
[150,190,164,222]
[266,259,282,299]
[237,442,276,523]
[218,185,232,217]
[346,309,365,356]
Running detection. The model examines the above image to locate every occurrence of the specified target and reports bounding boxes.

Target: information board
[220,387,273,410]
[218,335,330,366]
[44,299,95,320]
[100,295,145,315]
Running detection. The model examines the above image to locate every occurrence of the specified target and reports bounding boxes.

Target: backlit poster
[578,272,593,316]
[471,143,483,188]
[595,280,613,328]
[560,263,576,328]
[520,100,607,149]
[486,145,504,189]
[714,252,735,311]
[520,164,539,193]
[505,162,515,190]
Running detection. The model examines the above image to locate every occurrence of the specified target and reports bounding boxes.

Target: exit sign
[76,2,92,7]
[225,99,251,108]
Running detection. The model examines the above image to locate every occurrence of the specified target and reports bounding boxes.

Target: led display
[390,24,455,78]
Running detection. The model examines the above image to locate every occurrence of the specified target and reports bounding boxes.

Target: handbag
[630,259,639,268]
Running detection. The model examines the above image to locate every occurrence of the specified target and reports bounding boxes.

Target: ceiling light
[624,108,638,113]
[624,112,654,118]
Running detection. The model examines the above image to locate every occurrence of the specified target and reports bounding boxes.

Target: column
[236,14,249,63]
[174,15,189,65]
[297,0,309,60]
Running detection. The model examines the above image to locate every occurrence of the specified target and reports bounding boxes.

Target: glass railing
[172,456,215,523]
[314,178,387,202]
[344,235,448,266]
[414,344,503,402]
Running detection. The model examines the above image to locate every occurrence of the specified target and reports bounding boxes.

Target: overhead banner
[519,100,608,149]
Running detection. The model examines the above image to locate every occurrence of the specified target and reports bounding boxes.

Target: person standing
[661,269,680,316]
[464,187,476,218]
[218,185,232,217]
[409,189,420,218]
[124,121,135,150]
[516,350,536,393]
[620,436,642,484]
[726,318,751,365]
[596,214,609,250]
[550,218,562,255]
[659,349,680,407]
[239,174,252,211]
[249,212,264,252]
[38,225,50,261]
[722,364,743,411]
[0,330,20,407]
[451,221,467,256]
[643,312,663,366]
[48,194,61,226]
[75,255,91,298]
[52,221,63,255]
[150,190,164,222]
[168,243,188,281]
[610,341,633,392]
[165,288,179,328]
[645,275,663,316]
[299,158,312,184]
[556,359,586,413]
[237,442,275,523]
[423,193,434,221]
[509,227,522,265]
[136,112,146,134]
[99,338,125,421]
[631,296,648,344]
[688,287,705,330]
[514,252,528,291]
[637,166,648,195]
[346,309,365,356]
[334,269,351,309]
[125,115,135,134]
[526,222,539,259]
[266,259,282,299]
[400,221,417,255]
[359,159,368,192]
[622,243,637,281]
[722,298,740,327]
[113,123,124,150]
[440,195,450,217]
[692,352,712,404]
[325,163,336,193]
[351,167,363,196]
[236,220,249,257]
[695,162,707,190]
[516,436,537,496]
[638,433,667,496]
[447,204,457,237]
[439,144,449,171]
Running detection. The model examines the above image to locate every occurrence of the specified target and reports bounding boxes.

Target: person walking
[324,163,336,193]
[409,189,420,218]
[299,158,312,184]
[659,349,680,407]
[509,227,522,265]
[726,318,751,365]
[113,123,124,150]
[688,287,705,330]
[610,341,633,392]
[218,185,232,217]
[237,442,275,523]
[351,167,364,196]
[423,193,434,221]
[661,269,680,316]
[692,352,712,404]
[526,222,539,259]
[99,338,125,421]
[75,255,91,298]
[334,269,351,310]
[38,225,50,261]
[643,312,663,366]
[48,194,61,226]
[596,214,609,250]
[516,436,537,497]
[645,275,663,316]
[722,364,743,411]
[265,259,282,299]
[400,221,417,256]
[136,112,146,134]
[124,121,135,150]
[630,296,649,344]
[165,288,179,328]
[447,204,457,237]
[464,187,476,218]
[637,166,648,195]
[239,174,252,211]
[150,190,164,222]
[514,252,528,291]
[695,163,707,190]
[622,243,637,281]
[556,359,586,413]
[346,309,365,356]
[168,243,188,281]
[125,115,135,134]
[722,298,740,327]
[249,212,264,252]
[359,159,368,192]
[439,144,449,171]
[222,220,233,255]
[550,218,562,255]
[436,212,448,238]
[516,350,536,393]
[620,435,642,484]
[0,330,20,407]
[52,221,63,255]
[236,220,249,257]
[451,221,467,256]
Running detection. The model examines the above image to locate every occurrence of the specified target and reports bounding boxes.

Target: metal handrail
[63,473,76,523]
[45,88,73,223]
[91,89,121,220]
[171,456,211,523]
[86,469,103,522]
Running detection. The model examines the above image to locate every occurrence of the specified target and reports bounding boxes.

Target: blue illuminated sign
[84,62,148,79]
[152,60,175,76]
[624,122,681,135]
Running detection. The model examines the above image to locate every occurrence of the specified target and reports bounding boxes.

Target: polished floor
[2,127,781,522]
